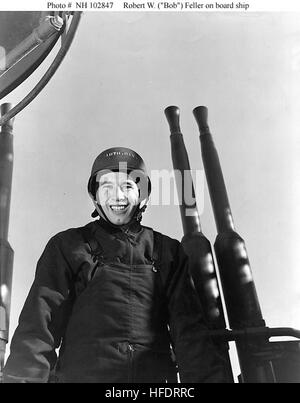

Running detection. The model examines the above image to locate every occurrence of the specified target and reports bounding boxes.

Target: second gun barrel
[193,106,234,233]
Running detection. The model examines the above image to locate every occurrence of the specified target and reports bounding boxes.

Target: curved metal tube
[0,12,82,127]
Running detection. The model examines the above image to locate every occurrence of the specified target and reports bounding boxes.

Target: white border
[0,0,300,12]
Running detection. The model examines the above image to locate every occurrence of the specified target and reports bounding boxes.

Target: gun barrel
[0,103,15,375]
[0,104,14,239]
[164,106,225,325]
[164,106,201,235]
[193,106,234,233]
[165,106,234,382]
[193,106,275,382]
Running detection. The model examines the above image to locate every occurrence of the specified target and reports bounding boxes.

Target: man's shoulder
[47,221,97,247]
[141,225,181,251]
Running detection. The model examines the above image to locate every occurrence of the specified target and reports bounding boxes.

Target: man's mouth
[110,204,128,212]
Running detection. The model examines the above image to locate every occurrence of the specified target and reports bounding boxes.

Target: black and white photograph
[0,1,300,385]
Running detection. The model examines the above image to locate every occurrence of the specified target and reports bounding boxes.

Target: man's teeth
[111,205,127,211]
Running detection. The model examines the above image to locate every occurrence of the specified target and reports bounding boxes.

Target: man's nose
[113,186,125,200]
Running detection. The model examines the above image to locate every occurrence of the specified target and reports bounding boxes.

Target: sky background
[1,11,300,381]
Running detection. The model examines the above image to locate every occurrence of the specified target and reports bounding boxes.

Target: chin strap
[134,204,147,223]
[91,208,99,218]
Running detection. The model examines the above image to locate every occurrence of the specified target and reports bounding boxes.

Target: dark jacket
[4,219,227,383]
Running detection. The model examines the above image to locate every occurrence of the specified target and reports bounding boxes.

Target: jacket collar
[96,217,142,235]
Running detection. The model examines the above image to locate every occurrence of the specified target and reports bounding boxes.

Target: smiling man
[3,147,228,383]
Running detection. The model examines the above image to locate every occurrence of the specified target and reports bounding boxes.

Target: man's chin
[108,214,131,226]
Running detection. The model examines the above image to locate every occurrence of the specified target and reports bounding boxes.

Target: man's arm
[3,235,74,383]
[166,240,229,383]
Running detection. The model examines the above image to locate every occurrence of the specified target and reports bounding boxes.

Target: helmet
[88,147,151,221]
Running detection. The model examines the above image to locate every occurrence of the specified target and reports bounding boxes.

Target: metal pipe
[0,104,14,239]
[0,103,14,379]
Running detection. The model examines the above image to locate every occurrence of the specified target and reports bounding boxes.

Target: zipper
[128,343,134,353]
[127,343,135,382]
[122,227,137,246]
[125,229,134,382]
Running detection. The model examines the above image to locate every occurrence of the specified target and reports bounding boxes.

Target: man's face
[96,171,139,225]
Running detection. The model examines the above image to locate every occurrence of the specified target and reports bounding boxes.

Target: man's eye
[123,184,134,190]
[100,184,112,190]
